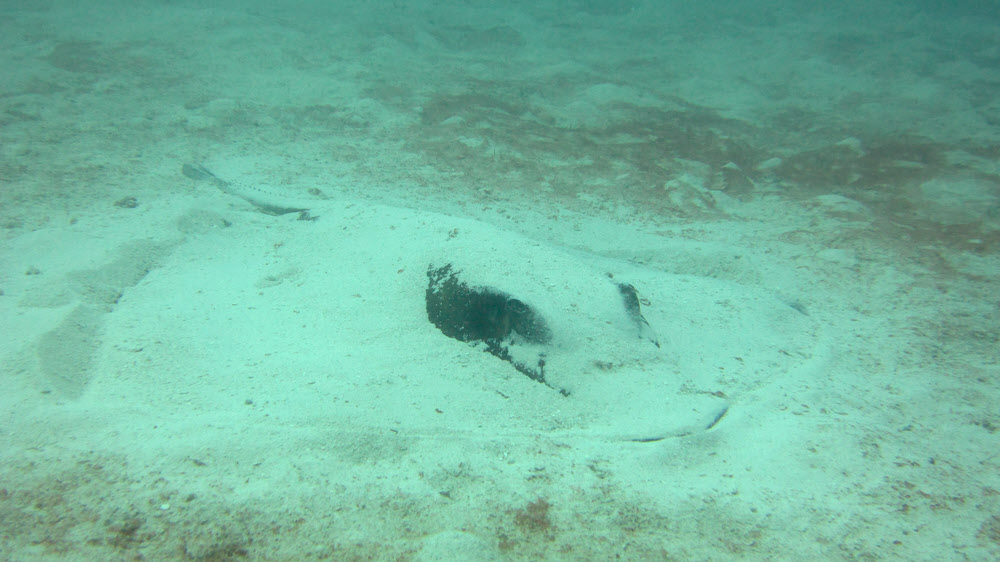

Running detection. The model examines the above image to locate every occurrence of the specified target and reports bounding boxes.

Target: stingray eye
[506,298,528,314]
[640,298,651,306]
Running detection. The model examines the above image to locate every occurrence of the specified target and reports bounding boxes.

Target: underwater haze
[1,0,998,559]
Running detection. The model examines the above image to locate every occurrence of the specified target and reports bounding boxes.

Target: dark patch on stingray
[425,264,564,393]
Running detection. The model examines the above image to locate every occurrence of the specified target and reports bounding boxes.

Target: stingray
[143,165,826,442]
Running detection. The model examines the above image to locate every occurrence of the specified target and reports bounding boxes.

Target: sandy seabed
[1,1,998,560]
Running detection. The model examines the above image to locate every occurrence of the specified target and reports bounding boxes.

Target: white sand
[1,1,998,560]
